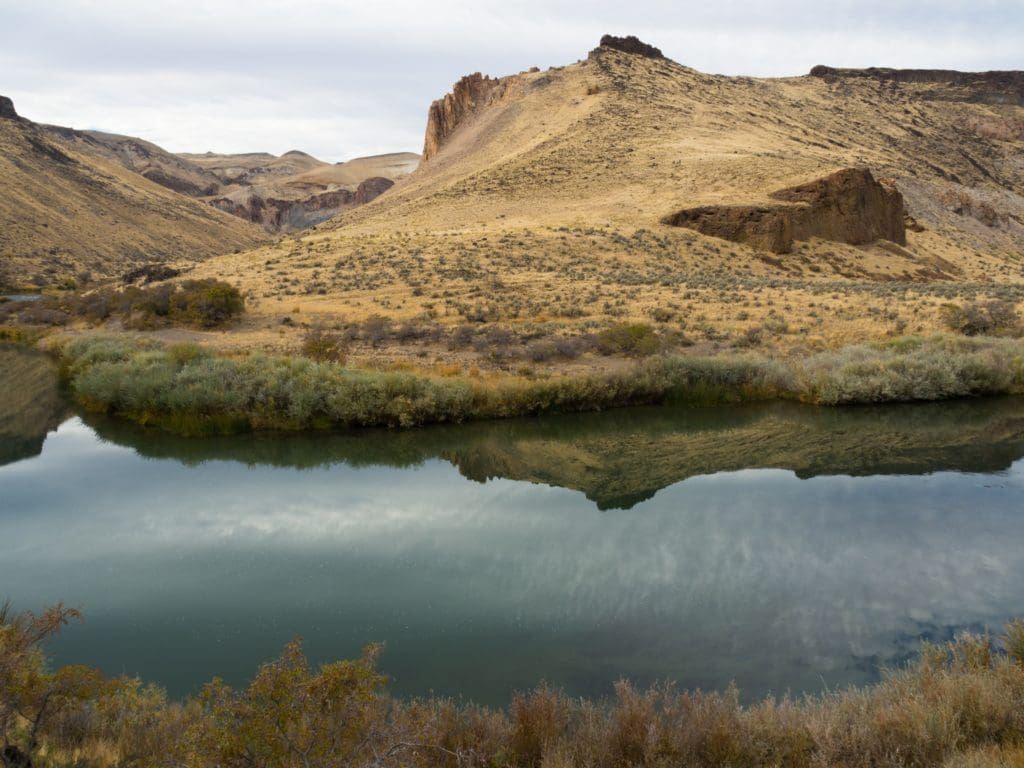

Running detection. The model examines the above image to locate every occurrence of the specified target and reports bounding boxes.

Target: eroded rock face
[663,168,906,253]
[422,73,511,161]
[209,177,394,232]
[0,95,18,120]
[353,176,394,205]
[596,35,664,59]
[664,206,793,253]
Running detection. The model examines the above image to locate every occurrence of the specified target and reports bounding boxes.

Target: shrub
[597,323,661,357]
[171,279,245,328]
[940,300,1020,337]
[301,326,348,363]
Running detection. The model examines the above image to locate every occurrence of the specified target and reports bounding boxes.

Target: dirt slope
[0,102,267,290]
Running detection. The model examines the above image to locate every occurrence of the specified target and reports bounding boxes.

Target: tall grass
[51,334,1024,435]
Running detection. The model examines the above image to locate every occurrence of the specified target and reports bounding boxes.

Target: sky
[1,0,1020,162]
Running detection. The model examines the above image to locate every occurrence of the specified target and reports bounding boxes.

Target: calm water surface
[2,344,1024,704]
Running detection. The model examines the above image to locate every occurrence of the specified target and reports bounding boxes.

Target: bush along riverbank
[49,334,1024,436]
[5,603,1024,768]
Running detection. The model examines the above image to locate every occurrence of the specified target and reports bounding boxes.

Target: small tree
[0,602,103,768]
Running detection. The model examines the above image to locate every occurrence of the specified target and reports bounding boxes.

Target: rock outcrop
[663,168,906,253]
[353,176,394,205]
[810,66,1024,106]
[422,73,512,161]
[596,35,664,59]
[0,95,18,120]
[209,177,394,232]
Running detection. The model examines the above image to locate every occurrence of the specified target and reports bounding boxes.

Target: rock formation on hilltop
[0,96,18,120]
[423,73,513,161]
[811,66,1024,106]
[596,35,665,59]
[663,168,906,254]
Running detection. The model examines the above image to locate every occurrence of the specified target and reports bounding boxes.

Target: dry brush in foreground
[4,603,1024,768]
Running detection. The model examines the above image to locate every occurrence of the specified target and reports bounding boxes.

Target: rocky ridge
[810,66,1024,106]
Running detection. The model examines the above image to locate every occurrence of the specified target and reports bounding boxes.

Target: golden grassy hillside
[176,40,1023,366]
[0,109,267,290]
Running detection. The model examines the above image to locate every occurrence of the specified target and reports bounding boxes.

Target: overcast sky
[1,0,1020,162]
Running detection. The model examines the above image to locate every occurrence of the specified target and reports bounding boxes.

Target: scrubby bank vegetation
[50,334,1024,435]
[0,279,245,330]
[4,602,1024,768]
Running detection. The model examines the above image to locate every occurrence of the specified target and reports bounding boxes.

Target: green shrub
[597,323,661,357]
[170,279,244,328]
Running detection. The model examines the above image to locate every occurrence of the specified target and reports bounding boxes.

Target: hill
[180,36,1024,364]
[0,98,267,290]
[31,123,418,235]
[176,149,420,231]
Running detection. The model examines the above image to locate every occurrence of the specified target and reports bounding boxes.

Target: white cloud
[1,0,1020,159]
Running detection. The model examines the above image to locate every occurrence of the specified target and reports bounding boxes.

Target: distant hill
[177,150,420,231]
[0,98,267,290]
[35,119,420,234]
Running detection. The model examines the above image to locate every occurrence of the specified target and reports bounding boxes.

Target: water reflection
[1,346,1024,705]
[81,397,1024,510]
[0,345,68,466]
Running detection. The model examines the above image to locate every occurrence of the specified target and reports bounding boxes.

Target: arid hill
[0,98,267,290]
[179,37,1023,362]
[36,120,419,234]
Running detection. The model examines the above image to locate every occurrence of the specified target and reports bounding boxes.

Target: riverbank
[4,602,1024,768]
[42,333,1024,436]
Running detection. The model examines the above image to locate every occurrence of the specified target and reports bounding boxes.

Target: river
[2,343,1023,703]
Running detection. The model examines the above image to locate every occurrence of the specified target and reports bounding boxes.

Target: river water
[2,343,1023,703]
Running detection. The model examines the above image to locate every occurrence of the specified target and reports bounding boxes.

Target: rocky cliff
[663,168,906,254]
[422,73,513,161]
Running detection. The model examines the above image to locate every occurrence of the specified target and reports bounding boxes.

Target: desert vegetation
[48,333,1024,436]
[0,280,245,331]
[4,602,1024,768]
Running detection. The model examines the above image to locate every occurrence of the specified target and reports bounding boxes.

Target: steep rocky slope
[0,98,267,290]
[158,38,1024,358]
